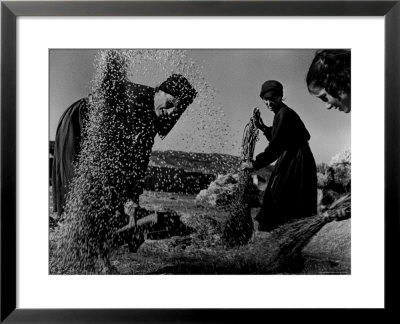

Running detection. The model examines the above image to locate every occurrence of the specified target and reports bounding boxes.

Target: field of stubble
[49,188,350,275]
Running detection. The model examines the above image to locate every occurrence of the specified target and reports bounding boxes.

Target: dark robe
[52,98,88,216]
[253,104,317,231]
[116,82,158,205]
[51,82,182,218]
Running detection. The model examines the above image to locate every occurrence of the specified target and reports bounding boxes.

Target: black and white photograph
[48,49,351,275]
[3,0,400,320]
[3,0,397,319]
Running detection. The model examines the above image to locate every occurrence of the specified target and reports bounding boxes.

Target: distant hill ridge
[49,143,274,192]
[50,141,240,175]
[149,150,241,175]
[50,141,272,181]
[149,150,274,186]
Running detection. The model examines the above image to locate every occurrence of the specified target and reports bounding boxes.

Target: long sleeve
[262,126,273,141]
[121,84,157,205]
[126,131,154,204]
[253,111,287,169]
[253,106,309,170]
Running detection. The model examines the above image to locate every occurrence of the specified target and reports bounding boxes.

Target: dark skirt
[255,143,317,231]
[52,98,88,216]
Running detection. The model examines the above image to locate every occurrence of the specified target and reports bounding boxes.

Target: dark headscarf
[156,74,197,138]
[260,80,283,99]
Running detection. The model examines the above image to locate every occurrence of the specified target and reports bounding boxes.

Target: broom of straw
[221,107,260,247]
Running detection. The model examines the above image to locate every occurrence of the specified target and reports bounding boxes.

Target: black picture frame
[1,1,399,322]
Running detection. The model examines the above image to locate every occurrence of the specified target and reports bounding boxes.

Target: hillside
[150,150,274,179]
[149,150,241,175]
[50,142,270,178]
[49,143,274,194]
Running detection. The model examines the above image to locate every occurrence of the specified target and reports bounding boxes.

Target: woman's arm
[253,108,292,169]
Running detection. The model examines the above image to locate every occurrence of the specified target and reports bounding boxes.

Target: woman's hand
[240,161,254,171]
[124,200,139,229]
[252,108,266,131]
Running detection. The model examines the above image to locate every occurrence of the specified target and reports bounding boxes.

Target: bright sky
[49,49,350,164]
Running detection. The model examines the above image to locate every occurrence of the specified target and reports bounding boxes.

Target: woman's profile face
[154,90,177,117]
[309,84,351,113]
[262,95,282,113]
